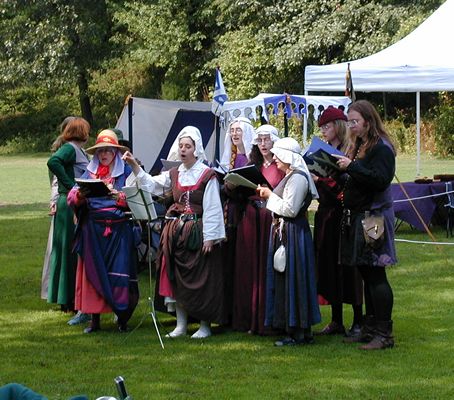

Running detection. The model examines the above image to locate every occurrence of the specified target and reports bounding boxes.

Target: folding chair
[444,181,454,237]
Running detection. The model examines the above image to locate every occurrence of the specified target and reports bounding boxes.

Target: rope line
[393,189,454,203]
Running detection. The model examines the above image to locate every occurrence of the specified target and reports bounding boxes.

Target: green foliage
[433,93,454,157]
[384,112,416,155]
[0,87,78,153]
[0,0,448,154]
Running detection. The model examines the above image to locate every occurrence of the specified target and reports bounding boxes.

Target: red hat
[318,106,347,127]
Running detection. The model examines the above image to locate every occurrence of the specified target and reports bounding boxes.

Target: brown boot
[343,315,375,344]
[360,320,394,350]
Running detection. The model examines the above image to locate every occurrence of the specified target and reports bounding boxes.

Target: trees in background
[0,0,446,152]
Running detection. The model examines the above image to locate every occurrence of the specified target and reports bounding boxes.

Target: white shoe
[191,321,211,339]
[165,327,187,338]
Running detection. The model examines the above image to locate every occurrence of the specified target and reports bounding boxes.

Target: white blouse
[266,173,309,218]
[134,160,226,242]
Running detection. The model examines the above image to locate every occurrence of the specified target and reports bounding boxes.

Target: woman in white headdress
[220,117,256,322]
[257,137,321,346]
[232,124,285,334]
[123,126,226,339]
[220,117,255,171]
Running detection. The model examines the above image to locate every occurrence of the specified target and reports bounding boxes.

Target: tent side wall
[116,97,215,173]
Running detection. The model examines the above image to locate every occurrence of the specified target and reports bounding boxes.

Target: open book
[224,164,271,188]
[303,137,344,178]
[122,185,158,221]
[160,159,182,171]
[75,178,111,198]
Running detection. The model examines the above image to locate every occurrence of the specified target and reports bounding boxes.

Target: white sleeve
[132,169,171,196]
[266,174,308,218]
[202,177,226,242]
[50,175,59,204]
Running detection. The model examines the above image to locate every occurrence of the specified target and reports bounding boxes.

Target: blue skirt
[265,216,321,331]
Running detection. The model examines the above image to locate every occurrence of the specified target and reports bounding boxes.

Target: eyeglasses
[319,124,331,131]
[347,119,360,128]
[256,137,272,144]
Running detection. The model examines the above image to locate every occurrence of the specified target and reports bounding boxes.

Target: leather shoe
[345,323,362,338]
[274,337,298,346]
[274,336,314,346]
[315,321,346,336]
[83,326,100,334]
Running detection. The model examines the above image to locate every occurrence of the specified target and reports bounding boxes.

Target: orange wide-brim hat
[85,129,129,155]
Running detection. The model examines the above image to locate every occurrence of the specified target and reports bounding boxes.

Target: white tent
[304,0,454,174]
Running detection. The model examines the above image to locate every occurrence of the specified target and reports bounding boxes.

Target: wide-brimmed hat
[86,129,129,155]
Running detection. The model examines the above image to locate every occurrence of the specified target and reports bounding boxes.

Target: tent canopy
[305,0,454,92]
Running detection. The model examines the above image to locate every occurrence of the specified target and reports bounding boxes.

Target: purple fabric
[391,181,450,231]
[234,154,248,168]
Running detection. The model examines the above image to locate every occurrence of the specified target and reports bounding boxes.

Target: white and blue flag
[211,68,228,116]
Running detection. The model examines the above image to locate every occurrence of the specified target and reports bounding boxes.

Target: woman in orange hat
[68,129,139,333]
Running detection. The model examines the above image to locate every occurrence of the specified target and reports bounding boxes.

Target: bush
[384,114,415,155]
[433,93,454,157]
[0,86,79,154]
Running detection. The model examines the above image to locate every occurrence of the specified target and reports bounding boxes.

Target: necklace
[340,141,364,207]
[263,159,273,168]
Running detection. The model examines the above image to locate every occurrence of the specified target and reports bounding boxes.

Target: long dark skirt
[265,216,321,331]
[232,202,273,334]
[340,207,397,267]
[157,218,227,325]
[314,205,363,305]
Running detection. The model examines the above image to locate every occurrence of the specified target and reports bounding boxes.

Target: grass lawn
[1,153,454,399]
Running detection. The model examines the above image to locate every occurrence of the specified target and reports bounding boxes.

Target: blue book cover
[303,137,345,178]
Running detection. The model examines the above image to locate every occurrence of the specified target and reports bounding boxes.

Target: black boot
[343,315,376,343]
[360,320,394,350]
[83,313,100,334]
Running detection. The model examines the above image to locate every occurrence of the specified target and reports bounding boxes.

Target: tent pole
[128,97,134,152]
[416,92,421,177]
[303,90,308,145]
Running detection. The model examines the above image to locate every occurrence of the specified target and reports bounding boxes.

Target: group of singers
[45,99,396,350]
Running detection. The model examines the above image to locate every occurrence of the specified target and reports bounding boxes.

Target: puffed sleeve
[202,177,226,242]
[266,173,308,217]
[134,169,172,195]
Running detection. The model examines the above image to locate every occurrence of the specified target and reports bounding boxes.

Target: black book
[225,164,271,188]
[303,137,344,178]
[75,178,111,198]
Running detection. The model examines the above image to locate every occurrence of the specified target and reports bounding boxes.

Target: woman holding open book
[312,106,364,339]
[220,117,256,324]
[123,126,226,339]
[257,137,321,346]
[231,124,285,334]
[334,100,397,350]
[67,129,139,333]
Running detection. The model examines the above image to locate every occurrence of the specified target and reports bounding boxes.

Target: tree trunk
[77,70,93,125]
